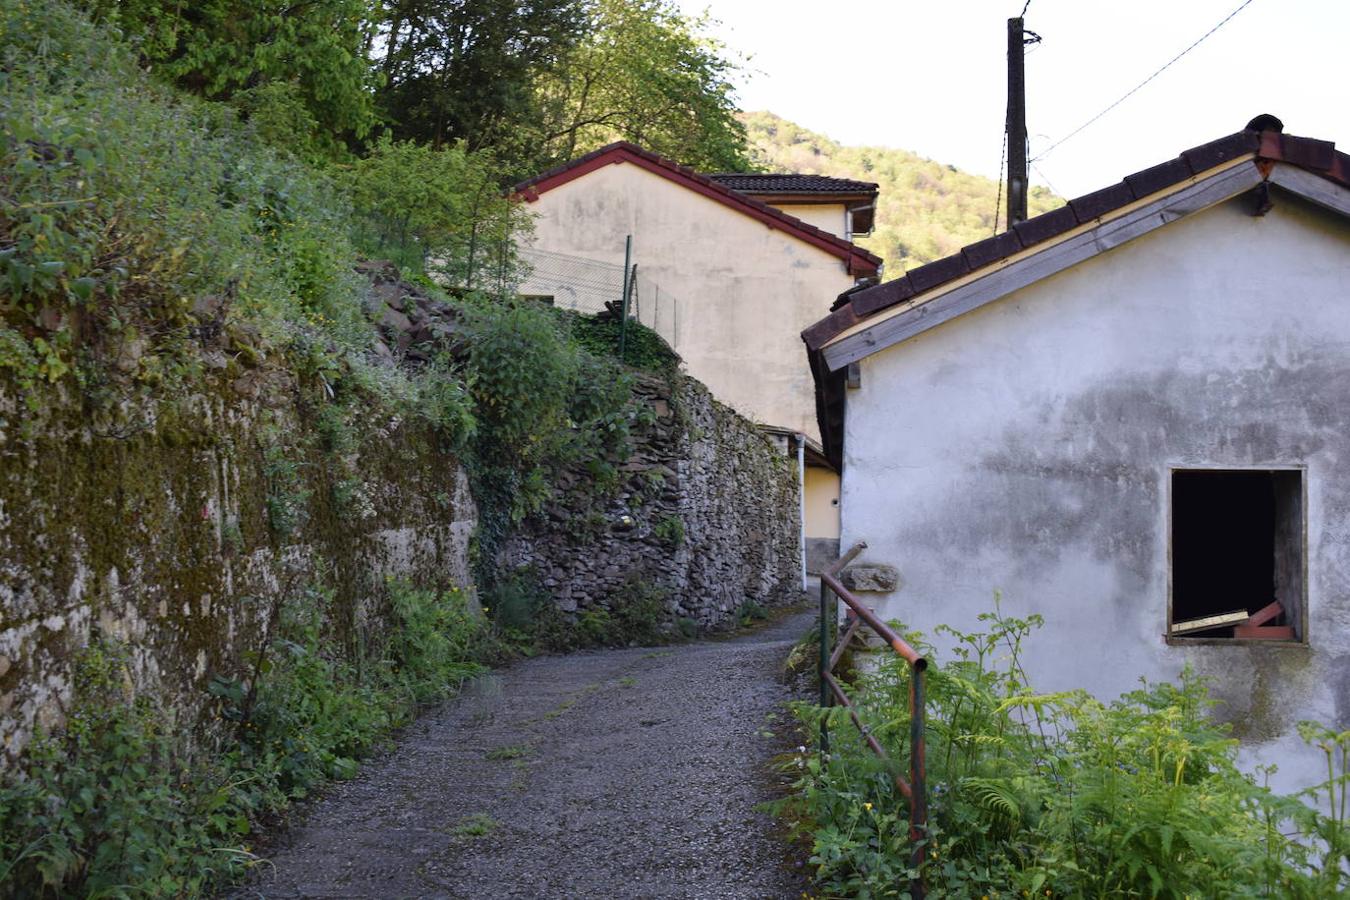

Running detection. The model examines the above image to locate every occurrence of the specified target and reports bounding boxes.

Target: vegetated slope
[742,111,1060,276]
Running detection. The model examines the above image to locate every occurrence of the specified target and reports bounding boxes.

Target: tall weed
[777,601,1349,898]
[0,580,495,897]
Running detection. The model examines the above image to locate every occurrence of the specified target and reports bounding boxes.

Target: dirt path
[235,607,814,899]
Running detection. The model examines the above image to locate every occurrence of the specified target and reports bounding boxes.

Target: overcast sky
[678,0,1349,198]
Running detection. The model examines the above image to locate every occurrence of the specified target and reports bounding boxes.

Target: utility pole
[1006,16,1029,227]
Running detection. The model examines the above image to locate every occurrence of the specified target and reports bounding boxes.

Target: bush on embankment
[0,582,493,895]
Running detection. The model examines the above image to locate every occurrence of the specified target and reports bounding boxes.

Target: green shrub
[737,598,767,625]
[0,580,495,896]
[386,582,492,702]
[563,310,680,373]
[651,515,685,547]
[0,640,246,895]
[1,0,376,382]
[777,601,1349,898]
[481,567,548,639]
[610,574,670,646]
[462,299,638,589]
[345,137,531,290]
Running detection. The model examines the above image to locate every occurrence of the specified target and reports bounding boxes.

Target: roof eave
[515,142,881,276]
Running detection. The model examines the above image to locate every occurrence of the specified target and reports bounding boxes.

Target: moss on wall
[0,366,477,761]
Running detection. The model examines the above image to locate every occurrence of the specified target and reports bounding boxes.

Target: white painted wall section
[840,193,1350,791]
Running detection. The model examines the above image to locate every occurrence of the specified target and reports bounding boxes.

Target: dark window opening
[1170,469,1303,640]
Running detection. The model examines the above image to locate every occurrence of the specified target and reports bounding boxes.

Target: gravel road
[234,606,814,899]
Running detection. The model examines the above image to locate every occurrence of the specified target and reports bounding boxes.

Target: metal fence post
[819,578,831,755]
[618,236,631,361]
[910,663,928,897]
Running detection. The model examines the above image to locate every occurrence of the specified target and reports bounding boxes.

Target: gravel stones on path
[235,608,814,899]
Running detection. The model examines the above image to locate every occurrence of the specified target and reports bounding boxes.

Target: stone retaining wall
[505,373,801,632]
[0,375,476,761]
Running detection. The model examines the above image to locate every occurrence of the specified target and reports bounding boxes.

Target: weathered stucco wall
[841,193,1350,791]
[518,162,859,444]
[504,372,801,632]
[767,203,848,239]
[0,374,476,761]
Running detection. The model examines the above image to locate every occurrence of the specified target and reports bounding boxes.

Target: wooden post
[1007,17,1028,227]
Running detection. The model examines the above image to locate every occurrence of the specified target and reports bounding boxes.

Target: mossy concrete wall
[505,373,801,631]
[0,373,476,762]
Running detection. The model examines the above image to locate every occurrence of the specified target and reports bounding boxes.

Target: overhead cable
[1031,0,1257,162]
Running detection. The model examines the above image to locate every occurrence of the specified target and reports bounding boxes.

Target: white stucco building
[515,143,883,567]
[803,117,1350,790]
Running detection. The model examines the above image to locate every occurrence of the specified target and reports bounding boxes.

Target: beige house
[515,143,881,570]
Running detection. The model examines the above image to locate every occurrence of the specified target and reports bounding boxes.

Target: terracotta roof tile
[852,275,914,318]
[802,304,860,351]
[1278,135,1336,171]
[1124,157,1194,199]
[1012,205,1078,246]
[1180,130,1260,173]
[907,253,970,293]
[962,229,1024,270]
[707,174,879,195]
[1069,181,1135,223]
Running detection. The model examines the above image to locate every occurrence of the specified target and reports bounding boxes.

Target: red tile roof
[808,120,1349,348]
[706,174,879,195]
[513,142,882,278]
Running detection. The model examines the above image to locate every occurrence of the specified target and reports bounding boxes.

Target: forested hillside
[743,111,1061,275]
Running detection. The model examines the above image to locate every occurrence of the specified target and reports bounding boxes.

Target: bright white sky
[678,0,1350,198]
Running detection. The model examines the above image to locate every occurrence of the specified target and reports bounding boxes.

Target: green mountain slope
[742,111,1060,276]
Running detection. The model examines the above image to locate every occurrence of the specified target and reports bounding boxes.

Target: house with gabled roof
[802,115,1350,789]
[515,142,882,571]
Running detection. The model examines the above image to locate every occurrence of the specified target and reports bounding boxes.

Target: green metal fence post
[618,235,632,360]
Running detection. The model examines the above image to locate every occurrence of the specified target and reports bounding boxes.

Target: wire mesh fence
[517,246,680,350]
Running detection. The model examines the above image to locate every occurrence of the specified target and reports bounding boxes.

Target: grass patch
[484,745,530,761]
[449,814,498,839]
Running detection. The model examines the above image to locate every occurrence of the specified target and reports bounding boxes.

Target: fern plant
[774,599,1349,898]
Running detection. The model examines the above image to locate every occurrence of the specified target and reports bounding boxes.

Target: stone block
[841,564,900,593]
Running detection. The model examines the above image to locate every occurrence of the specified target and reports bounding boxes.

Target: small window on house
[1170,469,1304,641]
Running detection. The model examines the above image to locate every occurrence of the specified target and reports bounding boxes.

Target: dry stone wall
[504,373,801,632]
[0,374,476,762]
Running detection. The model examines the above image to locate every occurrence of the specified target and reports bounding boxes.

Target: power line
[1029,160,1061,199]
[993,128,1008,235]
[1031,0,1257,162]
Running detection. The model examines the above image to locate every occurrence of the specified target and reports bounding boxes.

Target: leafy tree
[345,138,532,292]
[533,0,751,171]
[78,0,380,143]
[374,0,586,153]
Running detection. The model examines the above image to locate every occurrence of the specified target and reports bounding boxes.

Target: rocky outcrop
[358,260,468,365]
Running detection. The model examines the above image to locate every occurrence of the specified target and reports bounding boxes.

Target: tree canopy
[375,0,586,155]
[79,0,381,141]
[79,0,751,175]
[532,0,750,172]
